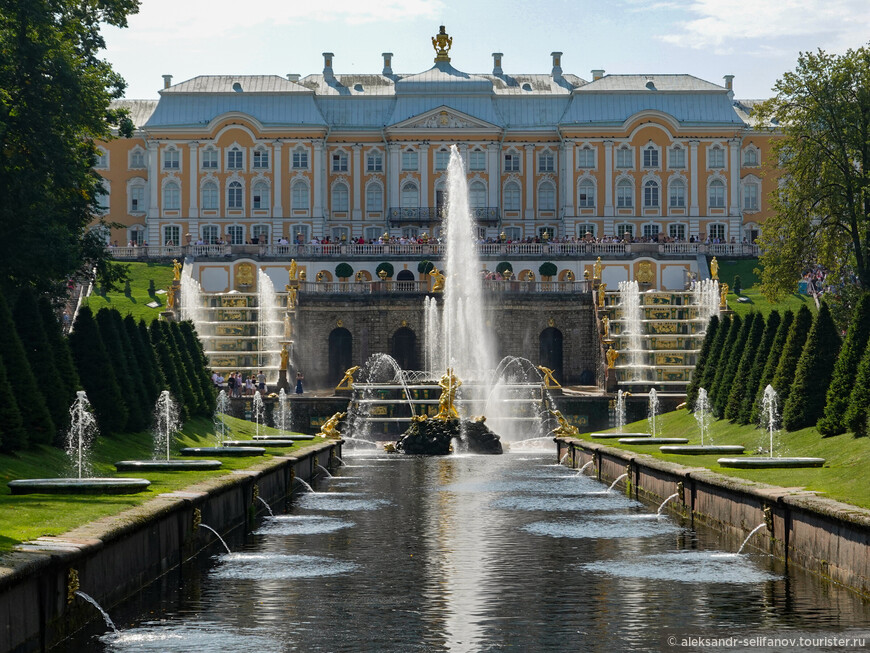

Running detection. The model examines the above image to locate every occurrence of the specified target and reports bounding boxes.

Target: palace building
[95,27,775,250]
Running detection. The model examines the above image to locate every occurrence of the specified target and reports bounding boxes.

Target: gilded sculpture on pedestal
[598,283,607,308]
[280,345,290,371]
[335,366,360,390]
[720,283,729,309]
[319,411,346,439]
[432,25,453,62]
[550,409,580,438]
[172,259,182,281]
[429,267,445,292]
[601,315,610,338]
[538,366,561,389]
[435,368,461,420]
[710,257,719,280]
[636,261,654,284]
[593,257,602,280]
[289,259,298,280]
[606,346,619,369]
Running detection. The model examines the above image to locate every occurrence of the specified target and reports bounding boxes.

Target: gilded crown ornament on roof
[432,25,452,63]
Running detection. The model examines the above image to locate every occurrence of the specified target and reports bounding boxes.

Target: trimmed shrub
[738,310,781,425]
[95,309,145,432]
[709,314,743,414]
[686,315,719,410]
[0,357,25,453]
[698,315,733,398]
[732,275,742,296]
[149,321,189,421]
[137,319,166,397]
[818,293,870,436]
[125,315,160,406]
[711,313,748,416]
[770,305,813,408]
[725,312,765,421]
[539,262,557,278]
[180,321,216,413]
[844,338,870,436]
[750,310,795,426]
[335,262,353,279]
[782,302,841,431]
[168,321,206,416]
[375,262,394,279]
[417,260,435,275]
[38,297,80,414]
[108,310,151,429]
[496,261,513,276]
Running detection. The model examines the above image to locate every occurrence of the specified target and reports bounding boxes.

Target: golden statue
[172,259,182,281]
[429,267,445,292]
[601,315,610,338]
[710,257,719,280]
[356,271,364,283]
[319,411,346,439]
[527,271,535,282]
[435,368,461,420]
[720,283,729,309]
[593,257,602,280]
[538,366,561,389]
[335,365,360,390]
[286,285,297,308]
[636,261,654,284]
[550,409,580,438]
[316,271,324,283]
[502,270,512,281]
[289,259,298,280]
[606,346,619,369]
[299,270,306,281]
[166,284,177,309]
[280,345,290,371]
[598,283,607,308]
[432,25,453,62]
[283,313,292,339]
[236,262,255,286]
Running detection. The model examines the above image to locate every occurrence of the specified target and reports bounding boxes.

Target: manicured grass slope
[582,409,870,509]
[0,416,320,552]
[716,258,816,318]
[84,262,174,323]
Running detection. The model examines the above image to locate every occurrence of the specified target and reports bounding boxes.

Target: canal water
[63,450,869,652]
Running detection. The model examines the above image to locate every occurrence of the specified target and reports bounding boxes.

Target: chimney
[323,52,335,80]
[382,52,393,76]
[492,52,503,75]
[162,74,173,89]
[551,52,563,81]
[286,73,300,82]
[723,74,734,91]
[591,69,605,81]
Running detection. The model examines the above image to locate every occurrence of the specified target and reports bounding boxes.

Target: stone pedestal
[276,369,290,393]
[606,368,618,392]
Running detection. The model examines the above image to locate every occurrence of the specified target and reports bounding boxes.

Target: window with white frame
[643,180,659,207]
[201,225,219,244]
[252,225,269,244]
[469,149,486,171]
[366,151,383,172]
[743,182,759,210]
[95,148,108,169]
[578,179,595,207]
[201,148,218,170]
[227,181,243,209]
[332,183,349,212]
[708,224,725,241]
[668,223,686,240]
[709,179,726,208]
[642,224,660,239]
[129,148,145,169]
[642,146,659,168]
[163,182,180,210]
[538,150,555,173]
[577,146,595,168]
[95,187,109,214]
[401,149,418,171]
[743,147,759,166]
[227,225,244,245]
[503,181,520,211]
[469,181,486,208]
[253,147,269,169]
[163,147,179,170]
[616,146,632,168]
[227,147,244,170]
[129,226,145,245]
[201,182,218,210]
[291,181,309,211]
[504,151,520,172]
[332,151,348,172]
[163,225,180,246]
[434,149,450,171]
[669,179,686,207]
[129,184,145,213]
[669,145,686,169]
[577,224,596,237]
[504,227,522,241]
[401,182,419,207]
[331,226,350,242]
[366,183,383,212]
[617,223,634,238]
[252,181,270,210]
[364,226,381,242]
[292,147,308,169]
[538,181,555,211]
[708,145,725,168]
[616,179,633,207]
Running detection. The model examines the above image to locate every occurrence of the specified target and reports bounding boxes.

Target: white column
[351,144,362,220]
[689,140,700,217]
[272,141,283,217]
[603,140,613,217]
[419,144,430,209]
[388,143,400,209]
[729,138,740,216]
[187,142,198,218]
[487,142,500,208]
[561,140,574,218]
[524,144,535,220]
[147,141,160,245]
[313,140,324,220]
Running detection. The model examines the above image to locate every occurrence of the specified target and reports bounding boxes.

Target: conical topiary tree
[96,309,145,432]
[179,320,216,416]
[38,297,80,416]
[698,315,733,400]
[687,315,719,410]
[68,306,128,436]
[149,321,189,421]
[0,352,26,452]
[710,314,743,414]
[125,315,160,407]
[782,302,841,431]
[725,312,765,421]
[844,338,870,437]
[109,310,151,430]
[738,310,781,425]
[168,321,207,416]
[770,304,814,408]
[713,313,752,417]
[818,293,870,436]
[137,319,166,397]
[750,310,795,426]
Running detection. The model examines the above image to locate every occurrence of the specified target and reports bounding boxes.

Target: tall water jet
[257,269,282,382]
[274,388,292,433]
[252,391,265,437]
[694,278,721,323]
[647,389,660,438]
[617,280,644,381]
[67,391,97,479]
[616,390,628,433]
[761,384,779,457]
[214,390,231,445]
[178,262,206,327]
[152,391,180,461]
[694,388,711,446]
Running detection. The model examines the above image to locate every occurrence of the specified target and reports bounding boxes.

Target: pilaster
[187,142,198,218]
[689,140,700,217]
[603,140,613,217]
[352,144,362,220]
[524,144,535,220]
[273,140,283,217]
[147,141,160,245]
[487,142,500,208]
[561,140,574,218]
[419,143,430,208]
[729,138,740,216]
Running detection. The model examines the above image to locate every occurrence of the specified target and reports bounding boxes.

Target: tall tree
[124,315,160,405]
[0,357,25,453]
[725,313,765,421]
[709,314,743,414]
[698,315,733,398]
[738,310,781,425]
[844,338,870,437]
[38,297,80,414]
[754,45,870,297]
[95,308,145,432]
[686,315,719,410]
[0,0,138,297]
[771,305,814,407]
[750,310,795,425]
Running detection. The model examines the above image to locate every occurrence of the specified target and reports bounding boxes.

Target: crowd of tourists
[211,370,267,396]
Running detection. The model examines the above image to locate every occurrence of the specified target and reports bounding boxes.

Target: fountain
[198,523,232,554]
[9,392,151,495]
[656,492,680,516]
[74,591,118,634]
[737,522,768,554]
[659,387,745,455]
[576,460,594,475]
[256,269,282,382]
[607,473,629,492]
[116,391,222,471]
[590,390,648,438]
[214,390,231,444]
[273,388,292,433]
[718,385,825,468]
[618,389,688,445]
[255,495,274,517]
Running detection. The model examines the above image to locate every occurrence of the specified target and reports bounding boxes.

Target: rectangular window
[538,151,555,173]
[163,225,180,246]
[709,224,725,240]
[577,147,595,168]
[434,150,450,171]
[201,149,218,169]
[367,152,383,172]
[130,151,145,169]
[227,149,243,170]
[577,224,596,237]
[227,225,244,245]
[643,148,659,168]
[743,184,759,210]
[708,146,725,168]
[642,224,660,239]
[669,147,686,169]
[332,152,348,172]
[201,226,219,244]
[293,149,309,169]
[163,148,179,170]
[616,147,632,168]
[617,224,633,238]
[130,186,145,212]
[252,225,269,244]
[669,224,686,240]
[253,149,269,169]
[401,150,418,171]
[469,150,486,171]
[504,153,520,172]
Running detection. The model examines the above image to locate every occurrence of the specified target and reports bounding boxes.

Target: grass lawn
[581,409,870,510]
[0,415,326,553]
[712,257,818,318]
[84,262,173,323]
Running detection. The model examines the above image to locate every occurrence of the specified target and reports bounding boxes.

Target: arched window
[129,148,145,169]
[669,179,686,207]
[252,181,270,210]
[616,179,633,207]
[201,181,218,210]
[469,181,486,208]
[578,180,595,208]
[227,181,243,209]
[291,181,309,211]
[332,182,349,212]
[366,183,383,212]
[709,179,725,208]
[401,182,419,208]
[708,145,725,168]
[163,182,180,210]
[504,181,521,211]
[129,181,146,213]
[538,181,555,211]
[643,180,659,207]
[744,148,759,166]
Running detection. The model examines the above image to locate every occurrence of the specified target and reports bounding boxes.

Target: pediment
[390,106,499,131]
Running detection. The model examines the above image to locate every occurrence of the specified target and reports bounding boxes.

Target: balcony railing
[388,207,499,225]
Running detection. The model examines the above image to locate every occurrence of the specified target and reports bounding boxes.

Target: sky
[103,0,870,100]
